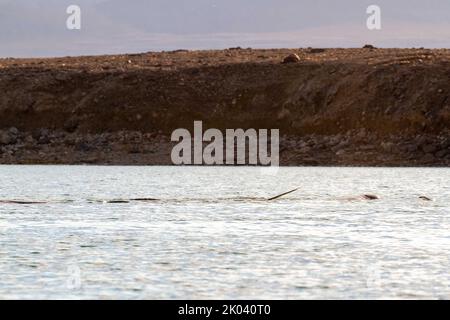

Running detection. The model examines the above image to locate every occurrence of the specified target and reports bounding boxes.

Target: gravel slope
[0,48,449,166]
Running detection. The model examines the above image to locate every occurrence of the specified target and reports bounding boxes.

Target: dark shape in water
[268,188,300,201]
[419,196,432,201]
[130,198,159,202]
[107,200,130,204]
[362,194,379,200]
[0,200,46,204]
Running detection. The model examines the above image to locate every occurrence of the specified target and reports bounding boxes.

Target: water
[0,165,449,300]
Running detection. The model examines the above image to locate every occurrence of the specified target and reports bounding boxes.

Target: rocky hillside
[0,48,449,166]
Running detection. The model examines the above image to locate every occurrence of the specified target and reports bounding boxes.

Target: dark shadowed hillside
[0,48,449,165]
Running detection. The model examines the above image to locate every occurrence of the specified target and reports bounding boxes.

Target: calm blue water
[0,166,449,299]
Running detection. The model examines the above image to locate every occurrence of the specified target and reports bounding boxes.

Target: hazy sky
[1,0,449,57]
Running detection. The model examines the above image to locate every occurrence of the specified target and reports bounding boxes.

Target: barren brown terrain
[0,47,449,166]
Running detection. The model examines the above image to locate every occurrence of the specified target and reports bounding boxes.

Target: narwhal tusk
[268,188,300,201]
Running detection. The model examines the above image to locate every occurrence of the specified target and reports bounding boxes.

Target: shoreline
[1,48,449,166]
[1,130,448,166]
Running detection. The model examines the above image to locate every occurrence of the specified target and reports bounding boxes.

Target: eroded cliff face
[0,48,449,165]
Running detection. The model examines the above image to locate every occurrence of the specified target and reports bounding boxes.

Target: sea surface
[0,166,449,299]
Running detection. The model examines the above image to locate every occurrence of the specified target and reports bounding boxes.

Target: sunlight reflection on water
[0,166,449,299]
